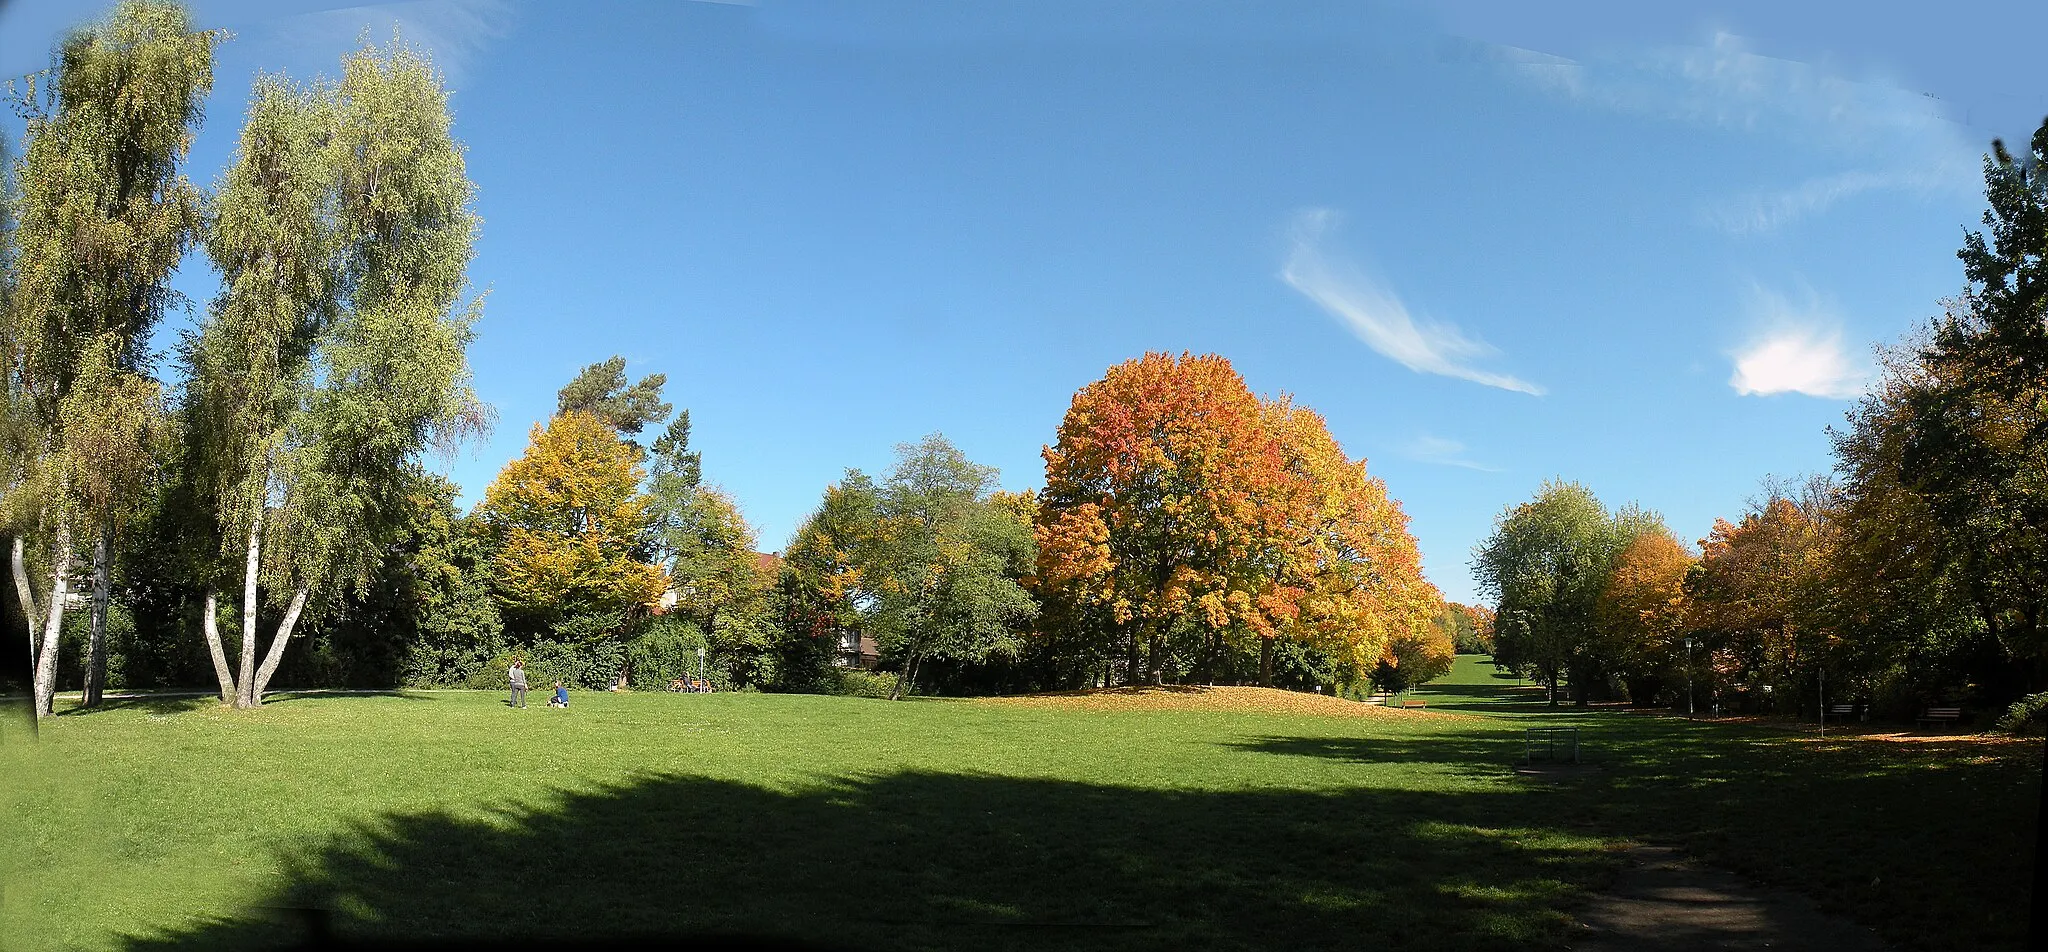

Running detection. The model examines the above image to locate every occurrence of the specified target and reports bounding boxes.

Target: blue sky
[5,0,2045,604]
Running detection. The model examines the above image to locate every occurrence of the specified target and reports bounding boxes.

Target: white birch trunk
[236,513,262,709]
[11,536,38,681]
[33,519,73,719]
[249,583,310,703]
[83,531,110,707]
[200,587,237,704]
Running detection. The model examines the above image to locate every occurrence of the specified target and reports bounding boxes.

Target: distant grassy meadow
[1,657,2034,951]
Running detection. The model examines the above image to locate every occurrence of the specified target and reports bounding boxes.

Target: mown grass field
[0,657,2035,951]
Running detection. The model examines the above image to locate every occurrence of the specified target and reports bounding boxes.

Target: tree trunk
[200,587,237,704]
[249,583,310,703]
[33,519,73,719]
[1259,635,1275,687]
[82,530,111,707]
[889,647,921,701]
[1146,629,1164,685]
[1123,623,1140,687]
[237,515,262,709]
[12,536,39,680]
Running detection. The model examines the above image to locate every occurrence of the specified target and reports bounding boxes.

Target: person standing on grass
[509,660,528,708]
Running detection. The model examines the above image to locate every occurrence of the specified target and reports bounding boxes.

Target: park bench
[1823,702,1862,724]
[1399,699,1427,708]
[1916,706,1963,729]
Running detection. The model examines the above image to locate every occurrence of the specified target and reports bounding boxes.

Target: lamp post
[1684,637,1696,717]
[696,647,706,687]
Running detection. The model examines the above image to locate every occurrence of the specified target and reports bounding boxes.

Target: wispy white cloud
[1405,433,1502,472]
[1280,209,1544,396]
[268,0,517,86]
[1474,31,1979,233]
[1728,285,1870,399]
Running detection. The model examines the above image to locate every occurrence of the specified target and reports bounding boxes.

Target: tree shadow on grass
[114,771,1621,952]
[55,691,434,717]
[1233,717,2036,952]
[58,694,221,717]
[264,690,436,705]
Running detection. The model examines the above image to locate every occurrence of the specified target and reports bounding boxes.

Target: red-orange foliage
[1034,352,1437,686]
[1036,353,1292,681]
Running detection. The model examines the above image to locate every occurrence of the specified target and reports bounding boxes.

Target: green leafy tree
[775,471,884,687]
[394,474,505,686]
[659,485,767,643]
[6,0,219,714]
[1827,337,1995,705]
[182,40,486,708]
[183,73,336,706]
[1897,118,2048,692]
[869,435,1037,699]
[778,437,1037,698]
[1473,481,1656,706]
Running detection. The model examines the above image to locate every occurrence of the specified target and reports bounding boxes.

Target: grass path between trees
[1,657,2033,951]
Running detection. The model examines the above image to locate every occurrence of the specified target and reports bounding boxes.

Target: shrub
[1996,691,2048,735]
[476,639,627,692]
[627,617,735,691]
[832,669,898,699]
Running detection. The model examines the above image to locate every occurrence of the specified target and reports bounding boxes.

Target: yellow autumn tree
[476,411,667,629]
[1264,397,1442,688]
[1596,528,1695,700]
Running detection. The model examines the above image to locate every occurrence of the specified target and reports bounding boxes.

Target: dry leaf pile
[978,685,1461,719]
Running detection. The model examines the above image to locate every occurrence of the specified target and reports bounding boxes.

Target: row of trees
[2,2,1469,716]
[1476,116,2048,718]
[469,352,1471,701]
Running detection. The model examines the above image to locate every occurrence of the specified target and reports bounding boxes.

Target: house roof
[754,551,782,577]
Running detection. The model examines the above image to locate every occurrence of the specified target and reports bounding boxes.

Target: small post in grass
[1684,637,1695,717]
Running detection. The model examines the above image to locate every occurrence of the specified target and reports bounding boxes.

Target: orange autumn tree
[1035,353,1442,690]
[1035,353,1297,685]
[1683,495,1835,707]
[1595,528,1695,701]
[1263,397,1442,687]
[475,411,667,632]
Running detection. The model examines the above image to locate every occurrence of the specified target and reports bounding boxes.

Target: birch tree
[1,133,39,683]
[185,41,485,708]
[184,74,336,706]
[6,0,217,715]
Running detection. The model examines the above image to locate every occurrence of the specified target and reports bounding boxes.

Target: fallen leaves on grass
[979,685,1465,719]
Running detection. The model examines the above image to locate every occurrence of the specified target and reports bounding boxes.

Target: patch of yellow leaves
[978,685,1464,719]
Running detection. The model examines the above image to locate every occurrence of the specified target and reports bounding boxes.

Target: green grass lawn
[1,658,2036,951]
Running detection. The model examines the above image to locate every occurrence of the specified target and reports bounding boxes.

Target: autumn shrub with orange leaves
[1034,352,1441,690]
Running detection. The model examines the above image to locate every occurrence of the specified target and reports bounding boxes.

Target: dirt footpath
[1576,846,1889,951]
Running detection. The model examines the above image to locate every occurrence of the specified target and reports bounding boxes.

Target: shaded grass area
[1,688,1610,952]
[1406,656,2037,950]
[1,658,2036,951]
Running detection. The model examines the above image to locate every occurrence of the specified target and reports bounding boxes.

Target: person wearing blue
[549,680,569,708]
